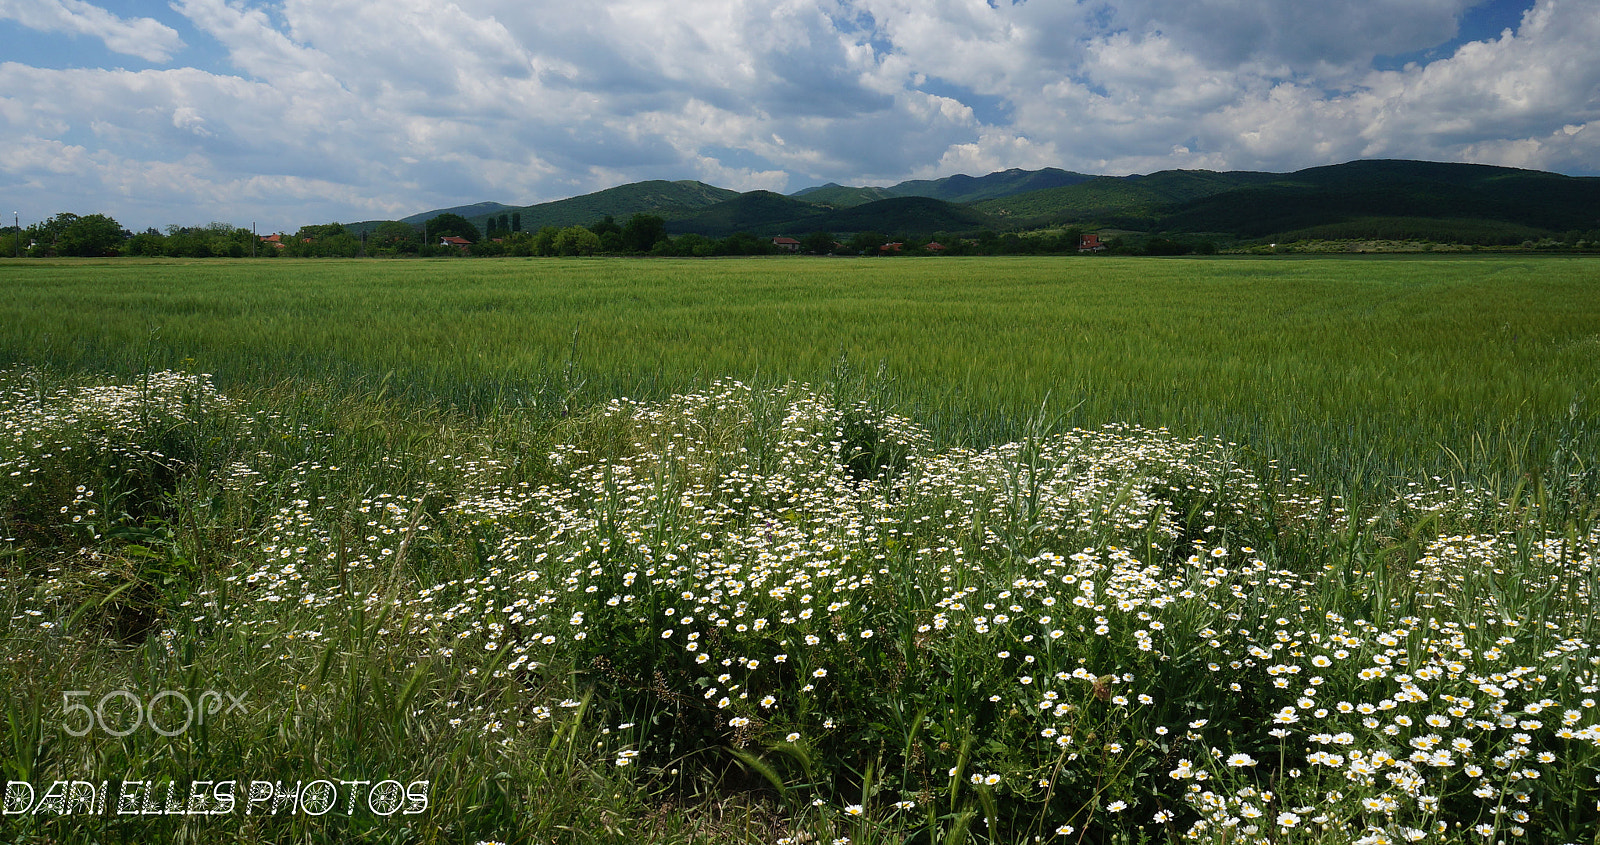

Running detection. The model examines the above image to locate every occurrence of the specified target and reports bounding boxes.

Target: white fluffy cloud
[0,0,184,62]
[0,0,1594,231]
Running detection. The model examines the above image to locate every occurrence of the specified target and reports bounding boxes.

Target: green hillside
[1273,216,1549,244]
[1155,160,1600,239]
[666,193,990,238]
[664,191,827,237]
[399,200,513,227]
[386,160,1598,247]
[806,195,992,236]
[791,184,898,208]
[886,167,1093,203]
[342,220,397,237]
[973,169,1279,224]
[477,180,739,232]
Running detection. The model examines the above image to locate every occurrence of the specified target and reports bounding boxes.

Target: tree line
[13,208,1592,260]
[0,210,1219,259]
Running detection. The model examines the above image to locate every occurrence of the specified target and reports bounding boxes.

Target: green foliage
[24,213,130,257]
[554,225,602,256]
[801,231,837,254]
[668,193,992,239]
[848,231,887,252]
[473,180,739,233]
[792,184,897,208]
[811,197,991,238]
[1,228,24,258]
[56,213,130,257]
[532,225,559,256]
[398,200,514,227]
[283,223,362,258]
[973,170,1277,225]
[715,231,779,256]
[620,213,667,253]
[1273,216,1546,245]
[883,166,1094,204]
[369,221,422,255]
[231,161,1600,263]
[1157,161,1600,241]
[424,213,480,244]
[667,191,827,238]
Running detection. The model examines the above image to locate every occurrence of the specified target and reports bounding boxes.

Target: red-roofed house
[772,236,801,252]
[440,236,472,249]
[924,241,946,253]
[1078,233,1105,252]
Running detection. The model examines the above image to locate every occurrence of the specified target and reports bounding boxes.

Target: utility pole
[252,222,257,258]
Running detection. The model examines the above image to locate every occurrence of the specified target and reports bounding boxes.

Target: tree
[801,231,835,255]
[286,223,360,257]
[125,230,166,257]
[503,231,536,256]
[371,221,422,254]
[0,225,22,258]
[424,213,480,243]
[511,212,522,233]
[848,231,887,254]
[470,238,507,257]
[620,213,667,253]
[532,226,560,256]
[588,215,622,239]
[656,233,714,257]
[1143,237,1194,256]
[53,213,128,257]
[554,225,601,256]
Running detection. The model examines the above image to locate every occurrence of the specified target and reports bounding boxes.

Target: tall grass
[3,255,1597,487]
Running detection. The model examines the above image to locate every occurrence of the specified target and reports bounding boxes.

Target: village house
[771,236,801,252]
[1079,233,1105,252]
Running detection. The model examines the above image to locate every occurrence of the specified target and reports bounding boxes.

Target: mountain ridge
[395,160,1600,243]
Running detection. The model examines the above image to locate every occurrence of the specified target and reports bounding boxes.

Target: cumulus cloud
[0,0,1595,231]
[1103,0,1481,71]
[0,0,184,62]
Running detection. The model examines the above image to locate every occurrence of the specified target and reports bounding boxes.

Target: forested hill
[662,193,992,238]
[1154,160,1600,238]
[481,181,740,233]
[403,160,1600,244]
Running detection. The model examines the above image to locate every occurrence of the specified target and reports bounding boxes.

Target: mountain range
[389,160,1600,244]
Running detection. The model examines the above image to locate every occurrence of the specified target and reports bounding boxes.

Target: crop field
[2,255,1600,843]
[5,255,1600,484]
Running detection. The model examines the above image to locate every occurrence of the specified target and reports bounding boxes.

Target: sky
[2,0,1597,234]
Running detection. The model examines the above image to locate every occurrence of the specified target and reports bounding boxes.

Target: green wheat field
[3,255,1599,844]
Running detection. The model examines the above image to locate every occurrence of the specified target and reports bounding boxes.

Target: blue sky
[2,0,1596,233]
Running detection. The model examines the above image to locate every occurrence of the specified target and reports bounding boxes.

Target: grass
[2,255,1598,486]
[2,255,1599,843]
